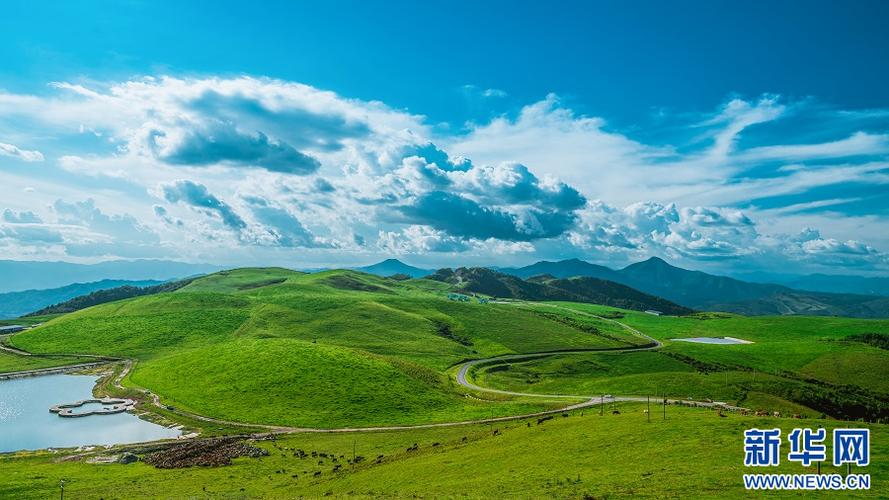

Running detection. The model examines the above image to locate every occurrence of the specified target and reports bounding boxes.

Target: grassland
[8,268,889,427]
[474,303,889,420]
[9,269,631,428]
[2,267,888,497]
[0,403,885,499]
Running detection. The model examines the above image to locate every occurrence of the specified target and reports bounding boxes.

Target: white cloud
[0,76,886,273]
[0,142,44,162]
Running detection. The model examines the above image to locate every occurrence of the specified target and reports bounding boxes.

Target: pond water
[672,337,752,345]
[0,373,181,452]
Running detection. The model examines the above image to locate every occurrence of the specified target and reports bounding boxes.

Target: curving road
[454,303,747,412]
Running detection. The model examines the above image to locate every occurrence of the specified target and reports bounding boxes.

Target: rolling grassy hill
[9,268,641,427]
[3,266,889,497]
[8,266,889,427]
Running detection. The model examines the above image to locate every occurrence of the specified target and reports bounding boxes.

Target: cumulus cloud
[377,225,534,256]
[398,191,577,241]
[0,76,425,177]
[243,196,332,248]
[0,199,167,259]
[0,75,887,272]
[571,201,760,260]
[148,122,321,174]
[359,144,588,243]
[2,209,42,223]
[0,142,44,162]
[161,180,246,230]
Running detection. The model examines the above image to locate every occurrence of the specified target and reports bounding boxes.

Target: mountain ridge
[499,257,889,318]
[0,279,164,319]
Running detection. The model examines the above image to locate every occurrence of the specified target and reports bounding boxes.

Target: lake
[0,373,181,452]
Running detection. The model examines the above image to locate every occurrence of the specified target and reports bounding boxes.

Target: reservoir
[0,373,181,452]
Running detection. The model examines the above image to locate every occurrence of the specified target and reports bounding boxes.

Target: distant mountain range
[0,259,220,293]
[731,271,889,297]
[427,267,693,315]
[499,257,889,318]
[353,259,433,278]
[5,257,887,320]
[26,279,195,317]
[352,257,889,317]
[0,279,164,319]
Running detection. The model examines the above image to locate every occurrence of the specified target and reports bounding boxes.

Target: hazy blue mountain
[499,258,619,281]
[0,260,220,293]
[732,271,889,297]
[0,279,163,319]
[354,259,433,278]
[616,257,783,305]
[497,256,889,318]
[428,267,693,315]
[26,278,195,317]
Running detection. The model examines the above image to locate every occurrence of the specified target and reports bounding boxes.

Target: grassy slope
[9,268,626,427]
[0,404,885,499]
[553,303,889,392]
[131,338,544,428]
[474,303,889,418]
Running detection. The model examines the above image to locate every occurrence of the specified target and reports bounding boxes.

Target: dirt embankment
[143,437,269,468]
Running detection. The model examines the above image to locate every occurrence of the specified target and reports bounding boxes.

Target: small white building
[644,310,662,316]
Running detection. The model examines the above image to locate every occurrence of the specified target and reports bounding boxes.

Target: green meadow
[2,267,887,497]
[9,269,629,427]
[0,404,885,499]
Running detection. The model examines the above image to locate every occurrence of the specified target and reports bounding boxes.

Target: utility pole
[600,395,604,416]
[663,395,666,421]
[352,440,356,472]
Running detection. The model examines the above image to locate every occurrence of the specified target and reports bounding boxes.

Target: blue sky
[1,1,887,274]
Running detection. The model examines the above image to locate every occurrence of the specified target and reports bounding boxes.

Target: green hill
[10,268,640,427]
[3,266,889,497]
[8,267,889,428]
